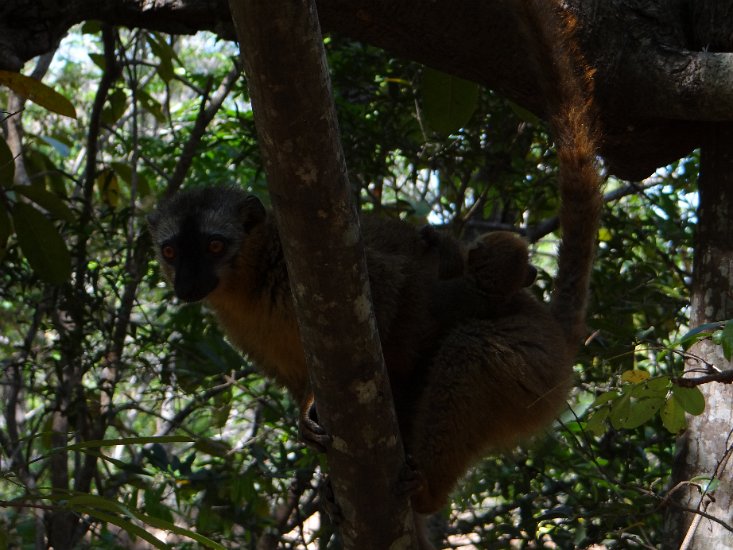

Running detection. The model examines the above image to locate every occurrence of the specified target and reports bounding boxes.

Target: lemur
[149,0,601,520]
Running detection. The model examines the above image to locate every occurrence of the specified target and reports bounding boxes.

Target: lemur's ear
[241,195,266,232]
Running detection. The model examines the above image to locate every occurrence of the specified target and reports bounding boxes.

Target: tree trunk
[227,0,417,547]
[665,123,733,548]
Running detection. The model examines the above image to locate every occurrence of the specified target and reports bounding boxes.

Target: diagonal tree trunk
[227,0,418,547]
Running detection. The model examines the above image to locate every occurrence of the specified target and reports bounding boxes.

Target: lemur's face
[148,187,265,302]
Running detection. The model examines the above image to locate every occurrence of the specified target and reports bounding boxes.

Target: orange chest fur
[207,284,308,397]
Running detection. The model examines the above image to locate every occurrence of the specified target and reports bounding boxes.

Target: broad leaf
[14,184,74,222]
[621,369,650,383]
[421,68,478,135]
[0,70,76,118]
[672,385,705,416]
[661,396,687,433]
[12,202,71,284]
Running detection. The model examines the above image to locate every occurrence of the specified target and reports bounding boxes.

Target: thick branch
[228,0,416,547]
[3,0,733,178]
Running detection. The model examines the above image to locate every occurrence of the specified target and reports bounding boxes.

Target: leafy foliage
[0,22,717,549]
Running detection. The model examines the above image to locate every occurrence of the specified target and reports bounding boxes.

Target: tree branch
[675,369,733,387]
[165,61,242,197]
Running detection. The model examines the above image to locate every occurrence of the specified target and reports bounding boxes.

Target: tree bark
[227,0,417,547]
[665,123,733,549]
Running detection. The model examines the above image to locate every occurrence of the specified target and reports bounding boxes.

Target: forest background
[1,1,732,548]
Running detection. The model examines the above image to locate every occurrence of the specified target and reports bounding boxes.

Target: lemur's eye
[208,238,225,255]
[161,244,176,261]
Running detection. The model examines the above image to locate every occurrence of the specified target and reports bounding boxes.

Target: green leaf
[89,53,106,71]
[661,396,687,433]
[585,407,609,436]
[68,494,128,513]
[96,169,120,208]
[621,369,650,383]
[111,161,150,197]
[76,507,169,549]
[630,376,671,399]
[138,90,166,123]
[677,322,725,349]
[39,135,71,157]
[147,33,176,82]
[421,67,479,135]
[622,397,665,429]
[592,390,618,407]
[81,20,102,35]
[721,319,733,360]
[132,511,226,550]
[64,435,194,452]
[11,202,71,284]
[690,476,720,494]
[672,385,706,416]
[507,100,541,125]
[102,89,128,126]
[0,70,77,119]
[14,185,74,222]
[144,489,174,523]
[609,392,631,430]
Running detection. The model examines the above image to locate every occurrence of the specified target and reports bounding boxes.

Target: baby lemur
[149,0,601,518]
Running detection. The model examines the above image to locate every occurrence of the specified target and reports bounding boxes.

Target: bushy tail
[518,0,603,349]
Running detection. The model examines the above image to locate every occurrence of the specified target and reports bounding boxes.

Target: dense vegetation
[0,25,720,549]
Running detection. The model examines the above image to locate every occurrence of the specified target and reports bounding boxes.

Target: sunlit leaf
[621,369,650,383]
[690,476,720,494]
[0,70,76,119]
[96,168,120,208]
[672,385,705,416]
[661,396,687,433]
[11,202,71,284]
[597,227,612,242]
[631,376,671,399]
[622,397,664,429]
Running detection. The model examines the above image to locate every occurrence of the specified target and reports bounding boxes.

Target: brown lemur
[149,0,601,519]
[147,191,521,431]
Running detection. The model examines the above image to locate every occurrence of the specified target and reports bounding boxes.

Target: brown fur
[403,0,602,514]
